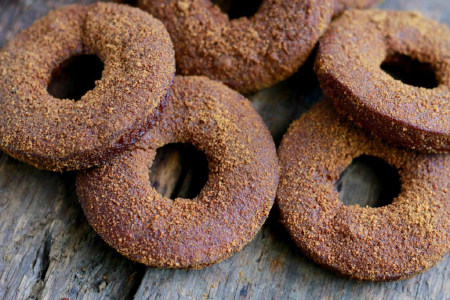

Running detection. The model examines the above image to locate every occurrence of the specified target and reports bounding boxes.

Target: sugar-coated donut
[76,76,279,269]
[138,0,333,94]
[315,10,450,153]
[0,3,175,171]
[277,101,450,281]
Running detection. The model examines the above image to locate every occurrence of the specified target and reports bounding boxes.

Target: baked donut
[315,10,450,153]
[333,0,382,17]
[0,3,175,171]
[277,101,450,281]
[138,0,333,94]
[76,76,279,269]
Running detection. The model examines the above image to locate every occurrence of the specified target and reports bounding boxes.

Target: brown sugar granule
[0,3,175,171]
[138,0,333,94]
[276,101,450,281]
[333,0,382,17]
[315,10,450,153]
[76,76,279,269]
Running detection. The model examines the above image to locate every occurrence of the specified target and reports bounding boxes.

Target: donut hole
[336,155,401,208]
[211,0,263,19]
[149,143,209,200]
[112,0,138,7]
[47,54,104,101]
[380,54,438,89]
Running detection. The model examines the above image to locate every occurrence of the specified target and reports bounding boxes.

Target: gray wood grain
[0,0,449,299]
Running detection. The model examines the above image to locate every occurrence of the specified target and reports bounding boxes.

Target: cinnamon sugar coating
[315,10,450,153]
[138,0,333,94]
[277,101,450,281]
[76,76,279,269]
[0,3,175,171]
[334,0,382,17]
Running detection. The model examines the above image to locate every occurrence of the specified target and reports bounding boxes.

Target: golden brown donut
[138,0,333,94]
[0,3,175,171]
[76,76,279,269]
[315,10,450,153]
[277,101,450,281]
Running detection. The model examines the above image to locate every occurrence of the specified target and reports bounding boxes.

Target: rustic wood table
[1,0,449,299]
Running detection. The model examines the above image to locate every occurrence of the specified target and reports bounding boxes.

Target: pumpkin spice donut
[277,101,450,281]
[315,10,450,153]
[76,76,279,269]
[138,0,333,94]
[0,3,175,171]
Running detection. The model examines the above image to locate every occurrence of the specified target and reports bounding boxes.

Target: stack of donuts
[1,0,449,282]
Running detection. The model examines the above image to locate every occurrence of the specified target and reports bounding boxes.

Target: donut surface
[333,0,382,17]
[76,76,279,269]
[0,3,175,171]
[315,10,450,153]
[138,0,333,94]
[277,101,450,281]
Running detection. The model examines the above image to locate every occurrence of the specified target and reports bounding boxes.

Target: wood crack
[41,233,52,281]
[126,266,146,300]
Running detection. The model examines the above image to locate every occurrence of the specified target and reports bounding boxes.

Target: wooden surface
[1,0,450,299]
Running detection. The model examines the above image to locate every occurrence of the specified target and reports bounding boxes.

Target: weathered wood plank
[0,2,147,299]
[0,0,449,299]
[135,1,450,299]
[0,156,146,300]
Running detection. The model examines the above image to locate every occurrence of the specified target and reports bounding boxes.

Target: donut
[76,76,279,269]
[138,0,333,94]
[333,0,382,17]
[0,3,175,171]
[315,10,450,153]
[276,101,450,281]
